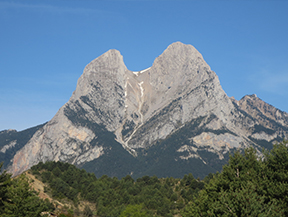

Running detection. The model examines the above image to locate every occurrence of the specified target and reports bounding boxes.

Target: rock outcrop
[4,42,288,178]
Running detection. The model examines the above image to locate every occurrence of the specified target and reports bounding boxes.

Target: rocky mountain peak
[145,42,217,116]
[8,42,237,176]
[238,94,288,127]
[72,49,127,100]
[6,42,288,179]
[83,49,125,75]
[151,42,211,82]
[158,41,209,68]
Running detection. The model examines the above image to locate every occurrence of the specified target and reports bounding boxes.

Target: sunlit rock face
[8,42,288,178]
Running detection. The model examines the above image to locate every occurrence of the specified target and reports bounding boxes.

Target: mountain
[0,124,45,169]
[2,42,288,179]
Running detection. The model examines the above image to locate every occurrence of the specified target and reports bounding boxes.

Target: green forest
[1,141,288,217]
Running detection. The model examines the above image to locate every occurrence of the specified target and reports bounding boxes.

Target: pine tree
[182,147,285,216]
[3,174,54,217]
[0,162,12,215]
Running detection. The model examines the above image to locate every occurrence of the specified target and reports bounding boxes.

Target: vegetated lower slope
[2,141,288,217]
[0,162,54,217]
[182,140,288,217]
[29,161,208,217]
[32,140,288,217]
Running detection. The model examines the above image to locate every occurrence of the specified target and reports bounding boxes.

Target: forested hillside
[182,141,288,216]
[0,163,54,216]
[1,141,288,216]
[29,161,207,216]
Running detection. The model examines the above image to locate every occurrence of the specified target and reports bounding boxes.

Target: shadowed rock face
[7,42,288,178]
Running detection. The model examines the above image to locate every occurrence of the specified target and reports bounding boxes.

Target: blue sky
[1,0,288,131]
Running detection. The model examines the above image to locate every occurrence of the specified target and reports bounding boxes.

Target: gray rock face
[8,42,288,178]
[232,94,288,142]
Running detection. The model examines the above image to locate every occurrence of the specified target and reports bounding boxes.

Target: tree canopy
[182,141,288,217]
[0,163,54,217]
[30,161,205,216]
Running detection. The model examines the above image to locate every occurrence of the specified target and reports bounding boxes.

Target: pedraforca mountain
[4,42,288,178]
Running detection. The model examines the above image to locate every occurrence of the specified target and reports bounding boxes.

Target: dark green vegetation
[0,163,54,217]
[1,141,288,216]
[182,140,288,216]
[30,161,206,217]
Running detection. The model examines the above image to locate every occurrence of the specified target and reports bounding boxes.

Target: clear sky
[1,0,288,131]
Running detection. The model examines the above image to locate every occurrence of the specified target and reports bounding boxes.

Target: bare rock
[8,42,288,178]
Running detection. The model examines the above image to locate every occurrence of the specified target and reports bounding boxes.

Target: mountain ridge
[1,42,287,178]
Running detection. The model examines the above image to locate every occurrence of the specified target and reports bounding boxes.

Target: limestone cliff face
[125,43,237,151]
[238,94,288,128]
[10,110,102,176]
[8,42,288,178]
[233,94,288,141]
[10,50,127,176]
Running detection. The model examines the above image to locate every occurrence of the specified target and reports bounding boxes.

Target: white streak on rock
[140,67,150,74]
[133,71,139,76]
[138,81,144,97]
